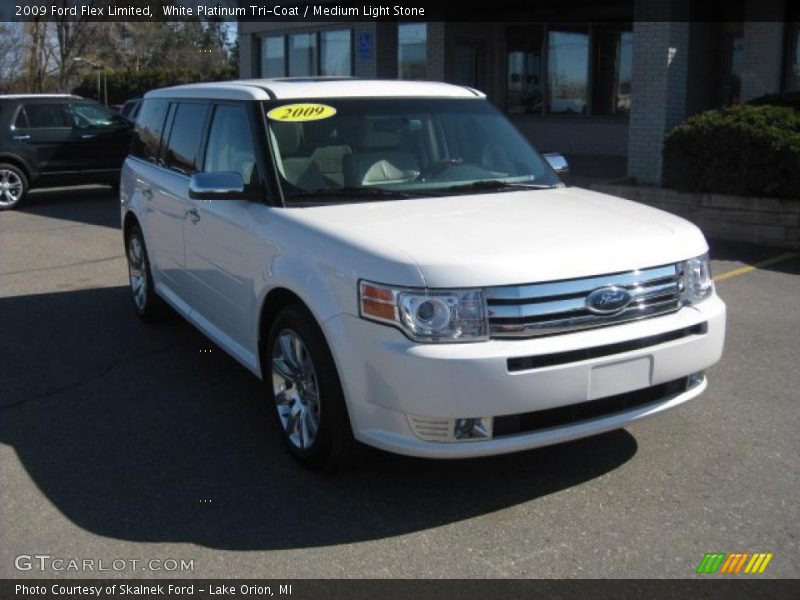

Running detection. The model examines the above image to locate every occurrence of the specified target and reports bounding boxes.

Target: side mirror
[188,172,245,200]
[543,153,569,174]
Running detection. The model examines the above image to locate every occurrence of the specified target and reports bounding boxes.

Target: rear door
[148,100,210,302]
[130,99,188,299]
[16,101,82,176]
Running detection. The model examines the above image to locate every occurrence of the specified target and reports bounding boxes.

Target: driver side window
[69,103,119,129]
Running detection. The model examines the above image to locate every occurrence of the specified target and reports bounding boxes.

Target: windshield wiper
[443,180,556,193]
[286,187,420,202]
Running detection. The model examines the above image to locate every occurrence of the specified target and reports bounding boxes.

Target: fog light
[688,372,705,389]
[453,417,492,441]
[408,415,493,442]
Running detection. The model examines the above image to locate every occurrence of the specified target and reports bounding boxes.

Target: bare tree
[25,19,53,93]
[0,23,25,92]
[53,1,99,92]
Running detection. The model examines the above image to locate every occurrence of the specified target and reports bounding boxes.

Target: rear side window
[24,103,72,128]
[162,102,209,175]
[13,108,29,130]
[130,99,169,163]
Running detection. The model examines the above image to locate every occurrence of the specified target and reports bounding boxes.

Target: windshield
[263,98,561,204]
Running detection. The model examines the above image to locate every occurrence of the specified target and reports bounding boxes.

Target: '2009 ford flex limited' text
[120,79,725,469]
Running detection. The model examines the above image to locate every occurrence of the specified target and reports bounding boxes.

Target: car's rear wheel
[126,224,171,321]
[0,164,28,211]
[266,304,365,469]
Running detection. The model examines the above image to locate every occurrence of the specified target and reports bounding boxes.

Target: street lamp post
[73,57,107,106]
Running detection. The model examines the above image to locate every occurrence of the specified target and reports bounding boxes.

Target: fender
[0,153,36,181]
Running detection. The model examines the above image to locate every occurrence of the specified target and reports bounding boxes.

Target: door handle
[141,187,153,201]
[80,134,95,140]
[13,134,30,141]
[186,207,201,223]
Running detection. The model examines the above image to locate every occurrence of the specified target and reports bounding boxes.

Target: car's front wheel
[266,304,365,469]
[0,164,28,211]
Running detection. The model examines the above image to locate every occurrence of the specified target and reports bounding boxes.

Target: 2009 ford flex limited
[120,79,726,469]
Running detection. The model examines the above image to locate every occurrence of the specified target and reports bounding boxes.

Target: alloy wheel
[271,329,321,449]
[0,169,23,208]
[127,235,147,311]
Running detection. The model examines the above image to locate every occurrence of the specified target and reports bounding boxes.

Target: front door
[68,102,132,174]
[183,103,261,360]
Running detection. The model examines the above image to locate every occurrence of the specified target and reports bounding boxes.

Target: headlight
[359,281,488,342]
[679,253,713,305]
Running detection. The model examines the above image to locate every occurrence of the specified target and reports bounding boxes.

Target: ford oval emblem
[586,286,633,314]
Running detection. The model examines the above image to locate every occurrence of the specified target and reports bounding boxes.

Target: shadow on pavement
[19,186,120,230]
[0,286,637,550]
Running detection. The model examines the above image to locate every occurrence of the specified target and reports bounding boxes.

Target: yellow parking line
[714,252,798,283]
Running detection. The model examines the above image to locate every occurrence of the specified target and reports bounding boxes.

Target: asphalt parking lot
[0,187,798,579]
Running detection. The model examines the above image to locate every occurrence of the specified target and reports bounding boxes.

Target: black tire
[125,223,172,322]
[265,304,366,470]
[0,163,29,211]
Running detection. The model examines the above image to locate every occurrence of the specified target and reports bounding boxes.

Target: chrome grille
[487,264,682,338]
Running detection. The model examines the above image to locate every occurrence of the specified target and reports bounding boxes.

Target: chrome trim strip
[487,264,682,338]
[488,281,681,319]
[485,264,678,301]
[490,302,681,338]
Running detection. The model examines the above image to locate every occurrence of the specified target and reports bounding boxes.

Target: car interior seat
[343,117,420,187]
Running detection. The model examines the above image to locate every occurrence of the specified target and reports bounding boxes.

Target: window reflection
[507,27,544,114]
[786,22,800,92]
[593,27,633,115]
[320,30,352,77]
[260,36,285,78]
[398,24,427,80]
[289,33,317,77]
[547,29,589,115]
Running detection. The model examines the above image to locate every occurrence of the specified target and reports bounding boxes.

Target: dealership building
[238,0,799,183]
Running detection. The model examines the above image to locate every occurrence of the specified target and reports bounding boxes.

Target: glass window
[261,36,285,78]
[204,104,257,185]
[593,27,633,115]
[70,102,120,128]
[507,27,544,114]
[786,22,800,92]
[289,33,317,77]
[320,30,352,76]
[398,24,427,80]
[23,103,72,128]
[130,99,169,162]
[723,33,744,106]
[263,98,560,203]
[454,41,480,88]
[163,103,209,175]
[13,108,28,130]
[547,28,589,115]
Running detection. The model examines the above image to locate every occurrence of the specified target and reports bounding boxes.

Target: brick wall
[591,184,800,249]
[626,4,691,184]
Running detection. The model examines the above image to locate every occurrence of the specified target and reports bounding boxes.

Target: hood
[285,187,708,288]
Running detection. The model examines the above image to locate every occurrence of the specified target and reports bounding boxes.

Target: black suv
[0,94,133,210]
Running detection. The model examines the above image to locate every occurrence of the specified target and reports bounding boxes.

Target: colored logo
[267,103,337,123]
[585,286,633,314]
[696,552,773,574]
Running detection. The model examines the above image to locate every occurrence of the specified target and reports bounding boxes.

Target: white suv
[120,79,726,469]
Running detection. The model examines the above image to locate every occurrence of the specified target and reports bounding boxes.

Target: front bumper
[323,294,726,458]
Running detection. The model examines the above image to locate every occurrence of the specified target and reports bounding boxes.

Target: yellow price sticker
[267,103,337,122]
